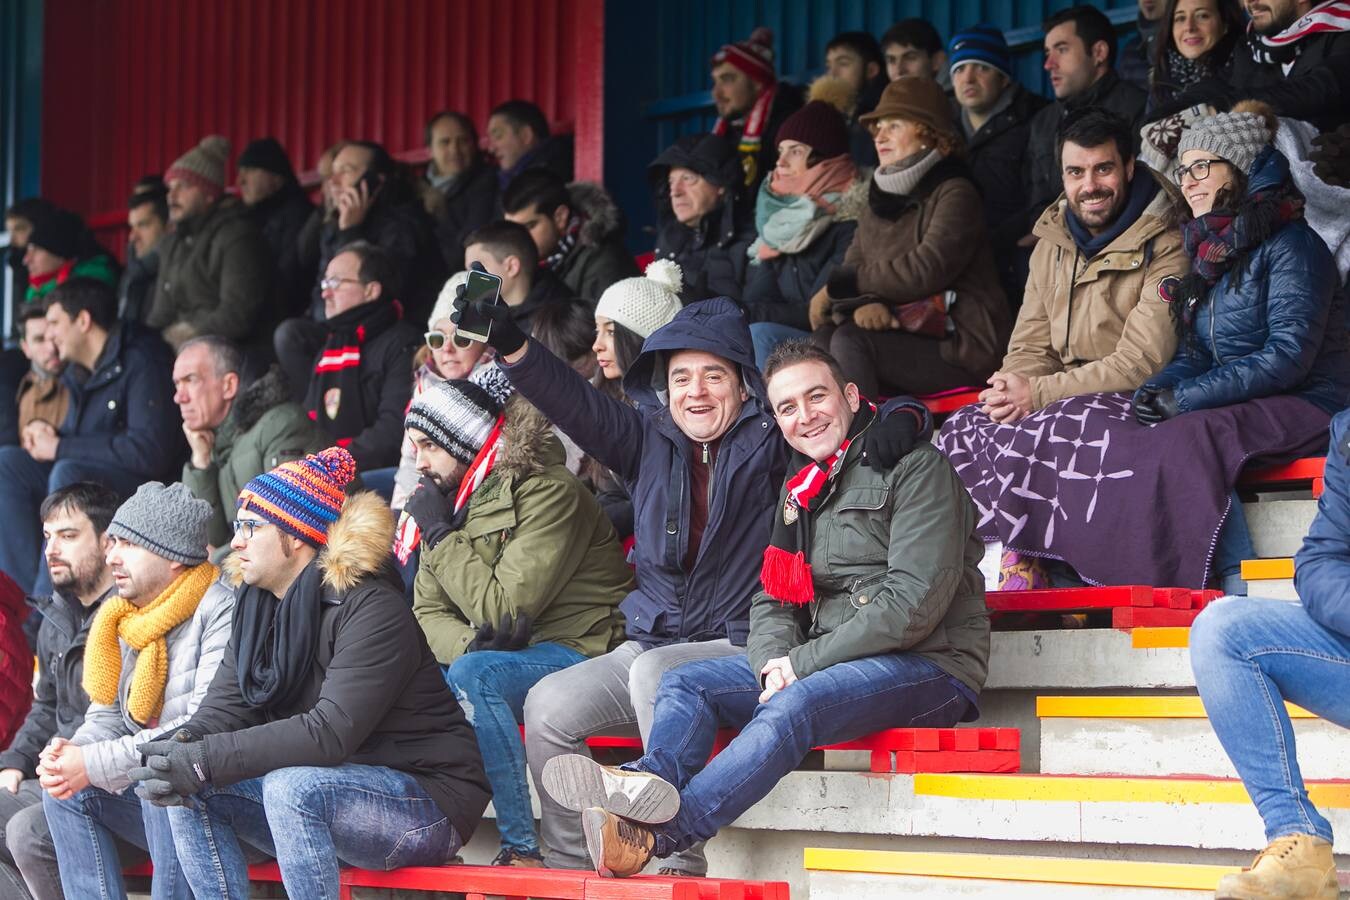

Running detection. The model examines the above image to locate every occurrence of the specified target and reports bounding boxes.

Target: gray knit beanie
[107,482,212,565]
[164,135,231,199]
[1176,103,1276,180]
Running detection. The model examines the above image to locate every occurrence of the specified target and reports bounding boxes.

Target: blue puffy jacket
[502,297,928,647]
[1294,408,1350,638]
[1145,149,1350,416]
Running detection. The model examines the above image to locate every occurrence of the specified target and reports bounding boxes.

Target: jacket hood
[222,491,394,594]
[496,395,563,478]
[230,365,293,434]
[567,181,626,246]
[833,176,870,223]
[648,134,743,190]
[1035,166,1177,252]
[623,296,766,410]
[1246,145,1290,194]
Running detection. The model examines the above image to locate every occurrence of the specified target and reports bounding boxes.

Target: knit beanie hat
[948,24,1014,79]
[27,209,86,261]
[405,380,503,465]
[237,447,356,547]
[1176,100,1278,179]
[165,135,231,199]
[775,100,851,161]
[469,362,515,407]
[859,76,959,143]
[108,482,212,566]
[711,27,777,87]
[237,137,298,183]
[595,259,685,339]
[428,271,471,327]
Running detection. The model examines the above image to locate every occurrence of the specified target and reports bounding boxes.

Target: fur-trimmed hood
[832,175,870,224]
[222,491,395,595]
[230,365,294,434]
[495,395,564,479]
[568,181,627,247]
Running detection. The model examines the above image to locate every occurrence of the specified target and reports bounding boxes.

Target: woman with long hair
[1149,0,1244,109]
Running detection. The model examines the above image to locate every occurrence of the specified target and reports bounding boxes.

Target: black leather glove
[450,262,527,356]
[405,476,453,549]
[1133,387,1180,425]
[1152,388,1180,420]
[131,729,208,807]
[860,406,926,470]
[466,613,533,652]
[1311,123,1350,188]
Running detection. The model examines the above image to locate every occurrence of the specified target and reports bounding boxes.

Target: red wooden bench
[987,585,1221,630]
[916,387,982,415]
[1239,456,1325,498]
[124,860,789,899]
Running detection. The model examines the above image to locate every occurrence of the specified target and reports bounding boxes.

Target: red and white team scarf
[394,417,505,564]
[1253,0,1350,64]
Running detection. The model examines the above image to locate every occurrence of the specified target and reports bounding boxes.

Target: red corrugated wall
[40,0,604,255]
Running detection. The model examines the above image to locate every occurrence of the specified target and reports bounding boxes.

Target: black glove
[450,262,527,356]
[131,729,208,807]
[826,266,860,301]
[466,613,533,652]
[1133,387,1180,425]
[1311,123,1350,189]
[405,476,454,549]
[860,406,926,470]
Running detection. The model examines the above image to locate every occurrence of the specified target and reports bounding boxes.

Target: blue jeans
[165,763,462,900]
[445,643,586,854]
[1214,490,1256,594]
[43,785,189,900]
[0,447,149,594]
[634,653,971,856]
[359,466,397,503]
[1191,596,1350,843]
[749,323,809,371]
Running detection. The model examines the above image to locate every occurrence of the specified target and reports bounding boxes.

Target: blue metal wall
[604,0,1139,248]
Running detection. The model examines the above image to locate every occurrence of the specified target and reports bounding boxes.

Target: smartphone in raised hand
[454,269,504,344]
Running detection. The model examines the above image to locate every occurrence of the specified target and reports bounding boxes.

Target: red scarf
[714,83,778,186]
[394,417,504,564]
[759,403,874,605]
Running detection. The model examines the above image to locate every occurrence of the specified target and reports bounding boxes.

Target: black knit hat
[237,137,298,183]
[404,380,503,465]
[27,210,86,261]
[776,100,851,160]
[648,134,743,189]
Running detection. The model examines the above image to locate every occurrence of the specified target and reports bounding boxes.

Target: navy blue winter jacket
[503,297,929,647]
[57,324,184,479]
[1145,151,1349,417]
[1294,409,1350,639]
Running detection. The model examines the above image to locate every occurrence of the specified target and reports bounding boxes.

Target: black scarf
[307,300,401,443]
[759,403,874,606]
[233,561,324,711]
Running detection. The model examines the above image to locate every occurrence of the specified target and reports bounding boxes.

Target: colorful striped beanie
[237,446,356,547]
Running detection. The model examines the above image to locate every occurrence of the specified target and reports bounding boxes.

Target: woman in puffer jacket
[1134,100,1350,591]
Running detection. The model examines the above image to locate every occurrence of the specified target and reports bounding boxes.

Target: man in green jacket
[540,339,990,877]
[406,377,632,867]
[175,336,325,553]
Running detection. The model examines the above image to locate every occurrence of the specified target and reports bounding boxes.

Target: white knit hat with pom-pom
[595,259,685,339]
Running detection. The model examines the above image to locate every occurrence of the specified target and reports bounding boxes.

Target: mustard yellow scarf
[82,562,219,725]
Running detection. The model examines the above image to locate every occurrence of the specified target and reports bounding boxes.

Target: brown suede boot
[581,807,656,878]
[1216,834,1338,899]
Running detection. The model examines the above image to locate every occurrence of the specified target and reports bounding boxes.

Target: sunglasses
[425,329,476,351]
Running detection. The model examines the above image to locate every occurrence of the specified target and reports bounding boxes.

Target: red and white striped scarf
[1253,0,1350,63]
[394,417,505,564]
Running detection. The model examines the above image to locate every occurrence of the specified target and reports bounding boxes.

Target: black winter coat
[0,589,107,776]
[552,182,640,303]
[58,324,184,479]
[429,161,499,274]
[187,495,491,843]
[652,198,756,304]
[742,220,857,331]
[249,184,314,318]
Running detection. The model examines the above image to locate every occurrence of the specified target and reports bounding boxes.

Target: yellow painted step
[1036,695,1314,719]
[1131,626,1192,648]
[803,848,1238,891]
[913,773,1350,807]
[1241,558,1294,580]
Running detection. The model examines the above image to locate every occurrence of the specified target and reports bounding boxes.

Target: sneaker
[998,550,1050,591]
[542,754,680,824]
[582,807,655,878]
[491,847,545,867]
[657,866,704,877]
[1216,834,1338,899]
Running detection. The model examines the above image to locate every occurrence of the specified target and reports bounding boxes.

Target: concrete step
[1242,557,1299,601]
[805,848,1259,899]
[985,629,1192,691]
[1036,695,1349,779]
[1245,499,1317,558]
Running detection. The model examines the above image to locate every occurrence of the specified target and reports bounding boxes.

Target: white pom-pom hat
[594,259,686,339]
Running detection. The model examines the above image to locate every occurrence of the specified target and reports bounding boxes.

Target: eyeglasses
[231,519,273,540]
[425,329,476,351]
[320,276,363,292]
[1174,158,1226,184]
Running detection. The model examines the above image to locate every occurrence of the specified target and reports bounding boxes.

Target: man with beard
[1156,0,1350,131]
[979,109,1186,425]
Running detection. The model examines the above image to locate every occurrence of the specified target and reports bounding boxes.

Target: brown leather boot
[1216,834,1338,899]
[581,807,656,878]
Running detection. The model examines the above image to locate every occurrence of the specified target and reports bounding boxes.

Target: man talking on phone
[453,285,932,875]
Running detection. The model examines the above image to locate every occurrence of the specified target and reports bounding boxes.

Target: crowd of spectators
[1,3,1349,897]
